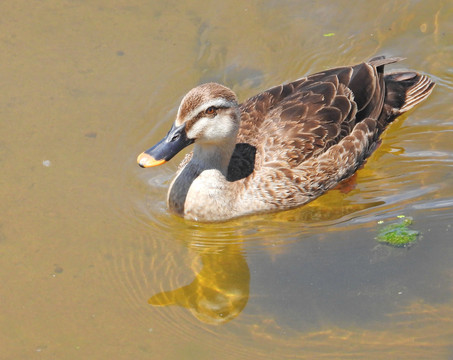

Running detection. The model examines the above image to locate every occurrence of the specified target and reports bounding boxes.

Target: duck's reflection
[147,183,386,325]
[148,242,250,325]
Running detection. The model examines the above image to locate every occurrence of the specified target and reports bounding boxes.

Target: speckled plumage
[139,56,435,221]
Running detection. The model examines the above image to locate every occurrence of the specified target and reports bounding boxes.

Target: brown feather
[227,57,434,213]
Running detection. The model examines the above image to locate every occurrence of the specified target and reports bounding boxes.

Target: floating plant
[376,216,419,247]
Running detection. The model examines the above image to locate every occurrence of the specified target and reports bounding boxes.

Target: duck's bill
[137,123,194,168]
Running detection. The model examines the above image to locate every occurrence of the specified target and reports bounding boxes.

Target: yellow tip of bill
[137,153,166,168]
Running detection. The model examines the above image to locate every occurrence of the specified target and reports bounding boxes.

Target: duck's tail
[368,56,435,128]
[384,71,435,116]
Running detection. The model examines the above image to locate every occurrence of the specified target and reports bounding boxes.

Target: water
[1,0,452,358]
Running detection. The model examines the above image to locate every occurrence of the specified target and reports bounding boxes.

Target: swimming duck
[137,56,434,222]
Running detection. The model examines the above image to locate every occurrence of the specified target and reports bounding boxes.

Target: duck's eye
[205,106,217,115]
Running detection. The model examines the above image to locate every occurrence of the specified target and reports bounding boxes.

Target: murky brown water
[1,0,452,358]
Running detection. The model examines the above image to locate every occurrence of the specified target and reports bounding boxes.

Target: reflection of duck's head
[149,243,250,325]
[149,277,248,325]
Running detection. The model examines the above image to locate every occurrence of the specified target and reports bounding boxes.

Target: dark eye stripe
[204,105,229,113]
[203,105,230,117]
[185,105,230,132]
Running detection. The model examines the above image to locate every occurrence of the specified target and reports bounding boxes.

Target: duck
[137,56,435,222]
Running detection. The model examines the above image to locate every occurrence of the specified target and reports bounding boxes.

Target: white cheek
[186,114,238,142]
[186,117,209,139]
[206,121,231,139]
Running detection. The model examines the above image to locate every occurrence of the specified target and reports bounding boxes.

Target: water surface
[1,0,452,359]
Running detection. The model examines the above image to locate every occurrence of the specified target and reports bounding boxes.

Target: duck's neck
[191,139,236,176]
[167,138,237,218]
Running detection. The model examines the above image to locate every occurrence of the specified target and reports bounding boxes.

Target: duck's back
[228,56,434,212]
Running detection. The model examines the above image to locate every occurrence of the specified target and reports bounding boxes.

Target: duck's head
[137,83,240,168]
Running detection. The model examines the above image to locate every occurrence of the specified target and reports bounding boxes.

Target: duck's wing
[237,57,403,169]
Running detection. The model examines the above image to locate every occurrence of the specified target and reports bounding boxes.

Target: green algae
[376,216,419,247]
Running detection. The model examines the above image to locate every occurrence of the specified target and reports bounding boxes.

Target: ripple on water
[123,143,452,254]
[103,48,453,352]
[98,134,453,352]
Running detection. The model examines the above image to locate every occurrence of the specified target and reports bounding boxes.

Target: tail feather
[401,74,435,112]
[368,56,405,72]
[384,71,435,116]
